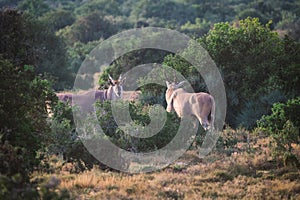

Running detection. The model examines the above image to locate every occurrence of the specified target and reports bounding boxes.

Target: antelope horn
[118,74,122,81]
[166,81,170,88]
[108,74,113,81]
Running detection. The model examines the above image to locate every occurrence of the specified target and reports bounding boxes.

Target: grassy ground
[32,132,300,200]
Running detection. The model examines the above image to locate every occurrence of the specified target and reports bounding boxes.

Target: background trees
[200,18,299,128]
[0,58,58,198]
[0,8,73,90]
[2,0,298,89]
[57,11,119,44]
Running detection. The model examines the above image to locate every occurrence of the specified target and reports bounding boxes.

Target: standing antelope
[46,74,125,116]
[165,81,215,131]
[56,74,124,104]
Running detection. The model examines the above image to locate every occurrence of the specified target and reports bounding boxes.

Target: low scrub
[257,97,300,167]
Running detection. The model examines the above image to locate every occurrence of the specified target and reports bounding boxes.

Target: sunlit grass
[32,135,300,199]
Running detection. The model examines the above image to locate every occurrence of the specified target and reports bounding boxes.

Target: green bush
[0,57,64,197]
[258,97,300,133]
[96,101,181,152]
[57,11,118,44]
[0,8,73,90]
[48,100,98,172]
[257,97,300,166]
[200,17,300,127]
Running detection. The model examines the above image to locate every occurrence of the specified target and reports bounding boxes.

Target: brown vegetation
[33,134,300,199]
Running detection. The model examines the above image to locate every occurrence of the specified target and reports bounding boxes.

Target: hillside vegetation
[0,0,299,199]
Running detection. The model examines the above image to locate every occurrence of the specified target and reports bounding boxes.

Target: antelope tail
[210,95,215,131]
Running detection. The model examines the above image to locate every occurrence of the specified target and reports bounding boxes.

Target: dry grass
[33,136,300,200]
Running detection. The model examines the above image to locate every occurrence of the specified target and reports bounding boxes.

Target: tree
[130,0,197,26]
[198,18,299,127]
[67,40,101,74]
[74,0,122,17]
[237,8,268,25]
[18,0,50,17]
[39,9,75,31]
[0,58,56,184]
[276,11,300,41]
[0,8,73,90]
[57,11,118,44]
[180,18,211,37]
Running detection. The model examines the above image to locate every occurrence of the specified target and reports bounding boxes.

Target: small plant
[215,126,248,155]
[257,97,300,166]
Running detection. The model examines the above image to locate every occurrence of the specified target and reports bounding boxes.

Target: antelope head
[108,74,125,98]
[165,81,186,112]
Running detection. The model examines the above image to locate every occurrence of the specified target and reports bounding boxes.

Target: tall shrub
[0,58,57,198]
[257,97,300,166]
[200,17,300,127]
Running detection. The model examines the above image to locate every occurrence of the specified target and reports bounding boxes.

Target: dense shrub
[39,9,75,30]
[48,101,120,172]
[96,101,182,152]
[200,17,300,127]
[257,97,300,166]
[257,97,300,135]
[48,100,97,172]
[0,57,60,197]
[0,8,73,90]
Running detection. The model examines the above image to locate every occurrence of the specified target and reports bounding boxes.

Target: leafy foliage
[258,97,300,134]
[74,0,122,17]
[18,0,49,17]
[237,8,268,25]
[96,101,181,152]
[0,8,73,90]
[57,11,119,44]
[131,0,197,26]
[66,40,101,74]
[257,97,300,166]
[200,17,300,127]
[0,57,60,198]
[0,59,54,177]
[180,18,211,37]
[39,9,75,30]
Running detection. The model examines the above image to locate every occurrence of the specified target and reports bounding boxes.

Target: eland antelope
[56,74,125,104]
[165,81,215,131]
[46,74,125,116]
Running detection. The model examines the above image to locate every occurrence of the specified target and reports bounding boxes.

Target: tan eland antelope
[165,81,215,131]
[56,74,125,104]
[46,74,125,117]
